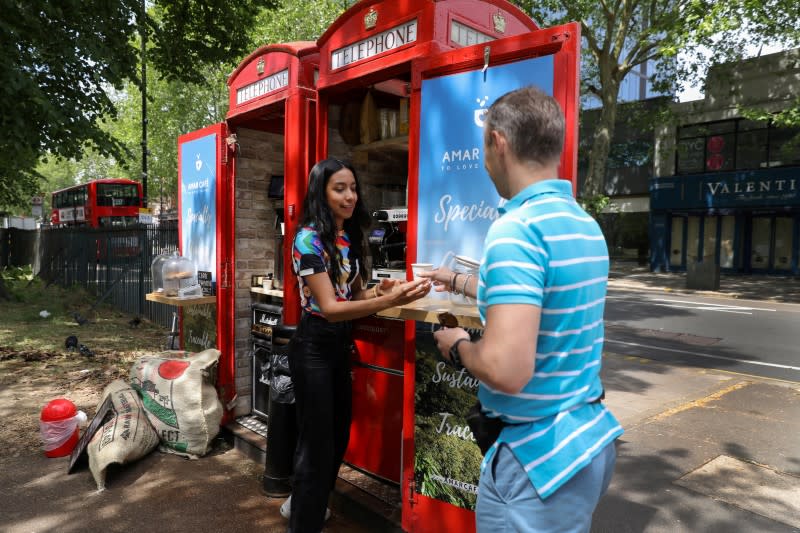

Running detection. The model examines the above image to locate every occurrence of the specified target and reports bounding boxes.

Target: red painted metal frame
[280,89,317,326]
[401,22,581,531]
[176,122,236,422]
[226,43,320,327]
[227,42,318,123]
[315,0,538,95]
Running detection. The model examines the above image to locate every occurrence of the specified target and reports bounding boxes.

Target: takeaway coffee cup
[411,263,434,280]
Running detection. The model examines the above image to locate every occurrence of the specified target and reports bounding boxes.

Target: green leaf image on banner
[413,324,482,510]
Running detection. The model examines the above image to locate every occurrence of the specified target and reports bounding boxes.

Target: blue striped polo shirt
[476,178,623,500]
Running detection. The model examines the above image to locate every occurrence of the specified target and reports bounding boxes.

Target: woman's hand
[375,278,400,297]
[387,277,431,306]
[418,267,454,293]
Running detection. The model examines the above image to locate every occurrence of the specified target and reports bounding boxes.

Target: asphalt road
[604,288,800,383]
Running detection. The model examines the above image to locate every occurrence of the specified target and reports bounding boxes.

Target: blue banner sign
[416,55,554,278]
[413,55,556,511]
[180,134,218,282]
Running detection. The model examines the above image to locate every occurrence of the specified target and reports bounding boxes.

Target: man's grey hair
[484,86,565,166]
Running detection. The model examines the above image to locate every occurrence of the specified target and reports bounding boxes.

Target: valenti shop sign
[413,55,554,510]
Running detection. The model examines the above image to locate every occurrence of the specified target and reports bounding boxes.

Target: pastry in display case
[150,251,173,293]
[161,253,202,297]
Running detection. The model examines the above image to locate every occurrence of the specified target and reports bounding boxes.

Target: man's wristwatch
[449,338,469,370]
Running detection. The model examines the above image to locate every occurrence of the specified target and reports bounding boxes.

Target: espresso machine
[368,208,407,282]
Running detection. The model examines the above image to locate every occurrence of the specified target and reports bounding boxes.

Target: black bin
[262,323,297,497]
[251,337,271,420]
[251,303,283,420]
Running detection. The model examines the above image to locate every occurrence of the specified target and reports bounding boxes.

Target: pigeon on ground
[73,312,89,326]
[64,335,78,351]
[78,344,94,357]
[128,316,142,328]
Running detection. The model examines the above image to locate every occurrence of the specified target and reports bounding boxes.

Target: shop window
[607,140,652,169]
[669,217,684,268]
[676,137,705,174]
[705,133,734,172]
[750,217,771,268]
[767,126,800,168]
[687,216,701,263]
[702,216,717,262]
[774,217,793,271]
[736,129,768,169]
[677,118,799,174]
[720,216,735,269]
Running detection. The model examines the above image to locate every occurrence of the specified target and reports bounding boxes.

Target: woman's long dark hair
[298,158,371,287]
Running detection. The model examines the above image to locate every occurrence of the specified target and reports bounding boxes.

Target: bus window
[97,183,140,207]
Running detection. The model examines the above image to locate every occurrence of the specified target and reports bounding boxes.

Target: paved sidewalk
[608,261,800,304]
[595,353,800,532]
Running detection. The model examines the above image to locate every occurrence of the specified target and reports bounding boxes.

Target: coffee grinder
[368,208,407,282]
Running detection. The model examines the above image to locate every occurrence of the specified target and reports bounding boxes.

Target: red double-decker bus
[50,179,143,227]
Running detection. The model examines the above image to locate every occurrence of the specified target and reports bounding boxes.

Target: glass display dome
[150,251,175,293]
[161,253,198,297]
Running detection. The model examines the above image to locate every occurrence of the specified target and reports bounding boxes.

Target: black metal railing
[37,222,179,328]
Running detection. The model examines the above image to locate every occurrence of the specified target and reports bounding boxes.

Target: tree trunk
[583,74,621,198]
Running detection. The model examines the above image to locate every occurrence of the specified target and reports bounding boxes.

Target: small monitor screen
[268,175,284,198]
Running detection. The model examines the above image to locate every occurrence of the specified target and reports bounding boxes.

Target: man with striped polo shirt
[426,86,622,532]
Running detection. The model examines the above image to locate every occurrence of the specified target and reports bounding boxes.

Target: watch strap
[449,338,468,370]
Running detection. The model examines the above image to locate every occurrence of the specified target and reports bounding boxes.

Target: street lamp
[140,0,148,209]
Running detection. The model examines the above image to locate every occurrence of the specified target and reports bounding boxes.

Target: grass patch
[0,276,166,357]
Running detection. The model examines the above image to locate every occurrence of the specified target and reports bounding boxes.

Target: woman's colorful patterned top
[292,225,360,316]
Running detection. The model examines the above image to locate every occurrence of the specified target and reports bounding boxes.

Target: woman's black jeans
[287,313,353,533]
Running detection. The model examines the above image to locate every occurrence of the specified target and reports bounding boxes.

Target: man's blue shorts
[476,441,616,533]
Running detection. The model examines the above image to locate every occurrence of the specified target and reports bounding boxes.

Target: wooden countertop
[376,297,483,330]
[250,287,284,298]
[145,292,216,306]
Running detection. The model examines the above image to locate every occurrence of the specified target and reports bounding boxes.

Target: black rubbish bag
[269,348,294,404]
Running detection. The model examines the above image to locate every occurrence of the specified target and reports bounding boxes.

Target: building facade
[650,49,800,274]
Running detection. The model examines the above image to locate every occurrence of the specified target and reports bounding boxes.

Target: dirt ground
[0,276,167,464]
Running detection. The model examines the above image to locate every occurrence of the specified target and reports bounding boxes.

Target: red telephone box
[315,1,579,531]
[176,42,318,420]
[225,42,319,328]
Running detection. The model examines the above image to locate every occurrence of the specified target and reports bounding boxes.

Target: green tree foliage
[0,0,140,212]
[110,63,233,212]
[510,0,717,198]
[149,0,278,83]
[509,0,799,200]
[0,0,278,213]
[251,0,354,43]
[703,1,800,130]
[31,0,352,216]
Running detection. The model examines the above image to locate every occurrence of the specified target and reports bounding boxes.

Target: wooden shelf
[250,287,284,298]
[352,135,409,153]
[377,297,483,330]
[145,292,216,306]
